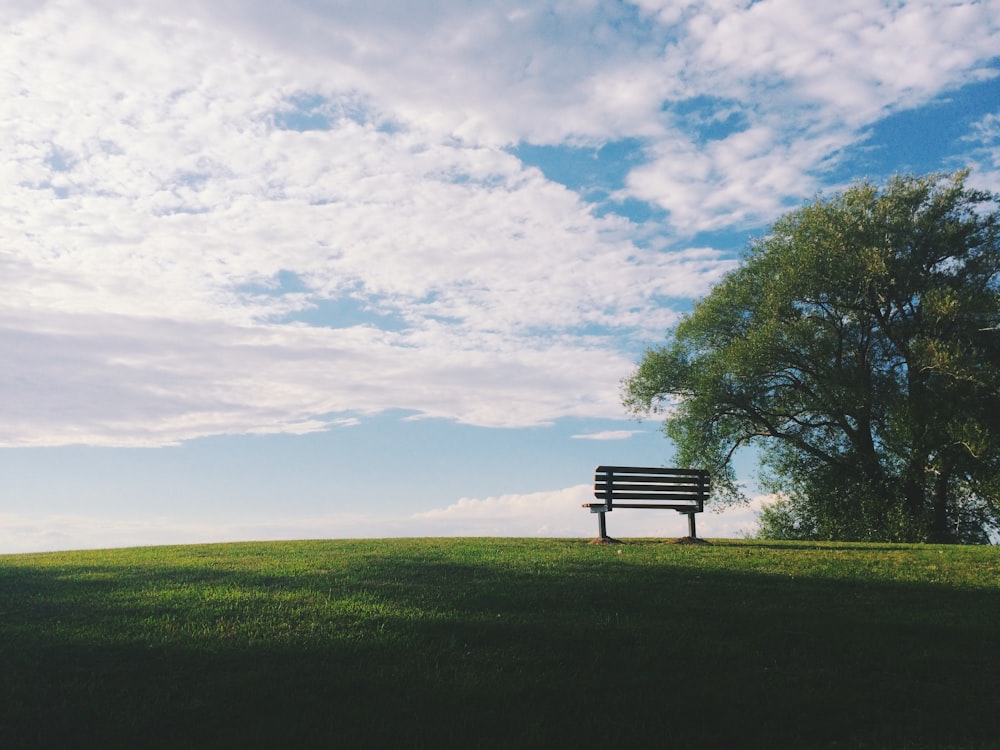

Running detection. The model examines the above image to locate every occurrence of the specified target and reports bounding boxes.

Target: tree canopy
[623,172,1000,543]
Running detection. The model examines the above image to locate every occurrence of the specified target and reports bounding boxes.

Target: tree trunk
[929,467,953,543]
[901,467,927,542]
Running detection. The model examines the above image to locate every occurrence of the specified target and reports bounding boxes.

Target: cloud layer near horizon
[3,0,999,447]
[0,484,772,553]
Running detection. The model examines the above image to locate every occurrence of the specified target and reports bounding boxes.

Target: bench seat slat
[595,477,704,484]
[595,465,706,476]
[593,491,704,501]
[583,502,697,510]
[595,482,705,493]
[595,477,705,485]
[603,502,698,510]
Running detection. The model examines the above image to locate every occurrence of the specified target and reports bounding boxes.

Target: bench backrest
[594,466,709,512]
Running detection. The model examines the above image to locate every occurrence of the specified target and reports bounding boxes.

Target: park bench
[583,466,710,543]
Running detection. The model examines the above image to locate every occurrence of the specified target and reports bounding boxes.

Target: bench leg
[590,511,621,544]
[686,512,697,539]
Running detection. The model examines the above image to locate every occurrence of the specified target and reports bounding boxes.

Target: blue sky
[2,0,999,552]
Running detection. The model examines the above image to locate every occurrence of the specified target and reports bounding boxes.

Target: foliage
[2,538,1000,749]
[624,172,1000,542]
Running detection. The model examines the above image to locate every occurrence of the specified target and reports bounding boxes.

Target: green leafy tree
[623,172,1000,543]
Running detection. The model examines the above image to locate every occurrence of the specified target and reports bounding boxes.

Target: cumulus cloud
[411,485,594,536]
[2,0,997,448]
[622,0,1000,231]
[963,112,1000,193]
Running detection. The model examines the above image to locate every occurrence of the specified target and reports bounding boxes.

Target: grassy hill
[2,538,999,749]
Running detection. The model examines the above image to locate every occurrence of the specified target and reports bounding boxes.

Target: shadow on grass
[2,542,999,749]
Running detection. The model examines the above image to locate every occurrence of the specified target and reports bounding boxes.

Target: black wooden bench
[583,466,710,543]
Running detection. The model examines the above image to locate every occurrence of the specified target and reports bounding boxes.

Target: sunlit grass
[2,538,999,749]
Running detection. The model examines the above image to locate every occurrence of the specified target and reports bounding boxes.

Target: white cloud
[0,491,801,553]
[571,430,644,441]
[1,1,744,447]
[411,484,765,539]
[624,125,847,232]
[682,0,999,119]
[2,0,997,449]
[411,485,594,536]
[0,311,648,446]
[620,0,1000,232]
[963,112,1000,194]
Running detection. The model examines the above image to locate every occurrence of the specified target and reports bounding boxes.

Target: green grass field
[2,538,999,749]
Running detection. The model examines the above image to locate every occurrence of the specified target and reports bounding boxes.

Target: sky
[3,0,1000,553]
